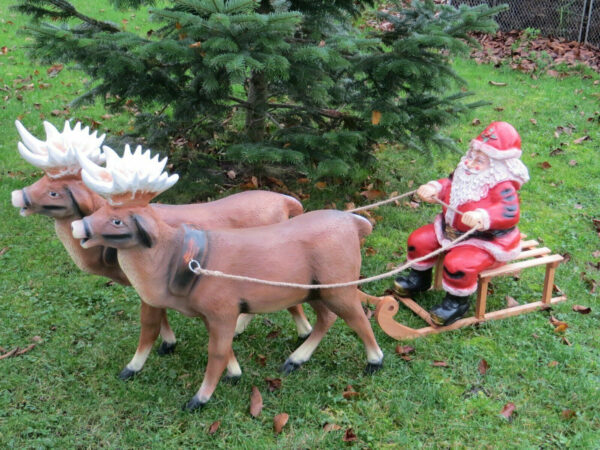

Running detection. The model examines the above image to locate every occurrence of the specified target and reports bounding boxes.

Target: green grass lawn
[1,2,600,448]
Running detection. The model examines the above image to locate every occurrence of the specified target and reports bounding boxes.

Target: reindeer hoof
[222,375,241,385]
[157,341,177,356]
[281,359,302,374]
[182,396,206,412]
[118,367,138,380]
[364,361,383,375]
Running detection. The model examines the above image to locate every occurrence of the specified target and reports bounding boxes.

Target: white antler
[15,120,106,178]
[78,144,178,206]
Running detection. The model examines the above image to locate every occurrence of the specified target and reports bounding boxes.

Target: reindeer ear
[132,214,156,248]
[65,182,95,217]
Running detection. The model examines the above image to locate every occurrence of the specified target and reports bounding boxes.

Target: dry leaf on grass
[505,295,519,308]
[432,360,449,368]
[573,135,590,144]
[360,189,385,200]
[489,80,507,86]
[342,385,360,399]
[250,386,263,417]
[500,402,516,419]
[572,305,591,314]
[538,161,552,169]
[323,423,342,432]
[478,359,489,375]
[395,345,415,355]
[562,409,576,420]
[273,413,289,434]
[265,377,282,392]
[548,361,559,368]
[208,421,220,434]
[343,428,358,442]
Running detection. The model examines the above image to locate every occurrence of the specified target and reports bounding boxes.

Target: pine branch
[41,0,120,32]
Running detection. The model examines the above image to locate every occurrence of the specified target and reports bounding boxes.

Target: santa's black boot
[394,268,432,296]
[429,293,471,326]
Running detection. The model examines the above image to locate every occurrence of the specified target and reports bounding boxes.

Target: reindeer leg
[234,313,255,336]
[119,301,162,380]
[183,316,237,412]
[222,348,242,384]
[281,300,336,374]
[157,309,177,355]
[321,288,384,374]
[287,305,313,339]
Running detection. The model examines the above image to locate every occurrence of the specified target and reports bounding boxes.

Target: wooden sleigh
[362,237,566,340]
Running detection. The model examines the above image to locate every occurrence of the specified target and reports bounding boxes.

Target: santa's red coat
[407,177,523,296]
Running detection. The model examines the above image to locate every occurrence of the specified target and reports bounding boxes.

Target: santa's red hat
[469,121,521,160]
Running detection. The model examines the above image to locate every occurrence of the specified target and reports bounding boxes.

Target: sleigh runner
[364,236,566,340]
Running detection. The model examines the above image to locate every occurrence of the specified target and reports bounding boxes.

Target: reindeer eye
[49,191,59,198]
[112,219,123,226]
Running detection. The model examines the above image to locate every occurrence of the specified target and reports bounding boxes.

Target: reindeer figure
[71,148,384,411]
[10,120,312,379]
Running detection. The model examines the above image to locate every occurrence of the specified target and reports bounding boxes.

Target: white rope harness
[188,191,478,289]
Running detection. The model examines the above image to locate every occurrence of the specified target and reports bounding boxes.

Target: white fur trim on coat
[470,139,521,160]
[433,215,522,262]
[442,279,478,296]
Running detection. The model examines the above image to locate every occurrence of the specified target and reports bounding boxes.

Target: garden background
[1,1,599,447]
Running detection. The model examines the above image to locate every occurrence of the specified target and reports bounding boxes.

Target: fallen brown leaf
[478,359,489,375]
[250,386,263,418]
[548,361,559,367]
[538,161,552,169]
[360,189,385,200]
[573,135,590,144]
[323,423,342,432]
[315,181,327,190]
[592,250,600,258]
[365,247,377,256]
[494,106,505,111]
[568,159,577,166]
[562,409,576,420]
[549,148,564,156]
[273,413,289,434]
[15,344,36,356]
[344,202,356,211]
[342,385,360,399]
[489,81,507,86]
[265,377,282,392]
[47,63,64,77]
[432,360,449,368]
[472,118,481,126]
[572,305,591,314]
[505,295,519,308]
[257,354,266,366]
[395,345,415,355]
[0,348,18,360]
[266,329,280,339]
[0,247,8,257]
[529,118,537,125]
[343,428,358,442]
[500,402,516,419]
[208,420,221,434]
[371,110,382,125]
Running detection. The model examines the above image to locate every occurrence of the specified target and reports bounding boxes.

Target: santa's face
[462,149,490,175]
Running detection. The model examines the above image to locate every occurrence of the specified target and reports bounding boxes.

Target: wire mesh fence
[449,0,600,48]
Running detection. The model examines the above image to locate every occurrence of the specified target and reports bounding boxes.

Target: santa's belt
[442,218,515,241]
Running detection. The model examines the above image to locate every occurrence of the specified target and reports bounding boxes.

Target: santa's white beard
[446,156,528,224]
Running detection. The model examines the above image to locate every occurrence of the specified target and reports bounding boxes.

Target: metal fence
[449,0,600,48]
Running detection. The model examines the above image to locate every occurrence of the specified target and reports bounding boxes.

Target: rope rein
[188,189,479,289]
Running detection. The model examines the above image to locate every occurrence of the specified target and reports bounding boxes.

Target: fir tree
[13,0,506,194]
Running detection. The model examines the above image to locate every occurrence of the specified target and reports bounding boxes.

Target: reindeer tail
[284,194,304,218]
[352,214,373,239]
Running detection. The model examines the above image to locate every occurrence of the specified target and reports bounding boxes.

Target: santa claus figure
[394,122,530,326]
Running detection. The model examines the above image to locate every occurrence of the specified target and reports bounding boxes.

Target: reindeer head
[11,120,106,219]
[71,145,178,249]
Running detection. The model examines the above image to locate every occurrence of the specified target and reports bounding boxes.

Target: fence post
[584,0,595,44]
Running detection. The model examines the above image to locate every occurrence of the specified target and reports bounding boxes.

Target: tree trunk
[245,70,268,143]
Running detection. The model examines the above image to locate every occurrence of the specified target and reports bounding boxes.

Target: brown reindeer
[10,120,312,379]
[71,148,384,411]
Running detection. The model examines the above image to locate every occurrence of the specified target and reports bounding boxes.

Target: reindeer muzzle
[11,189,32,216]
[71,218,91,245]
